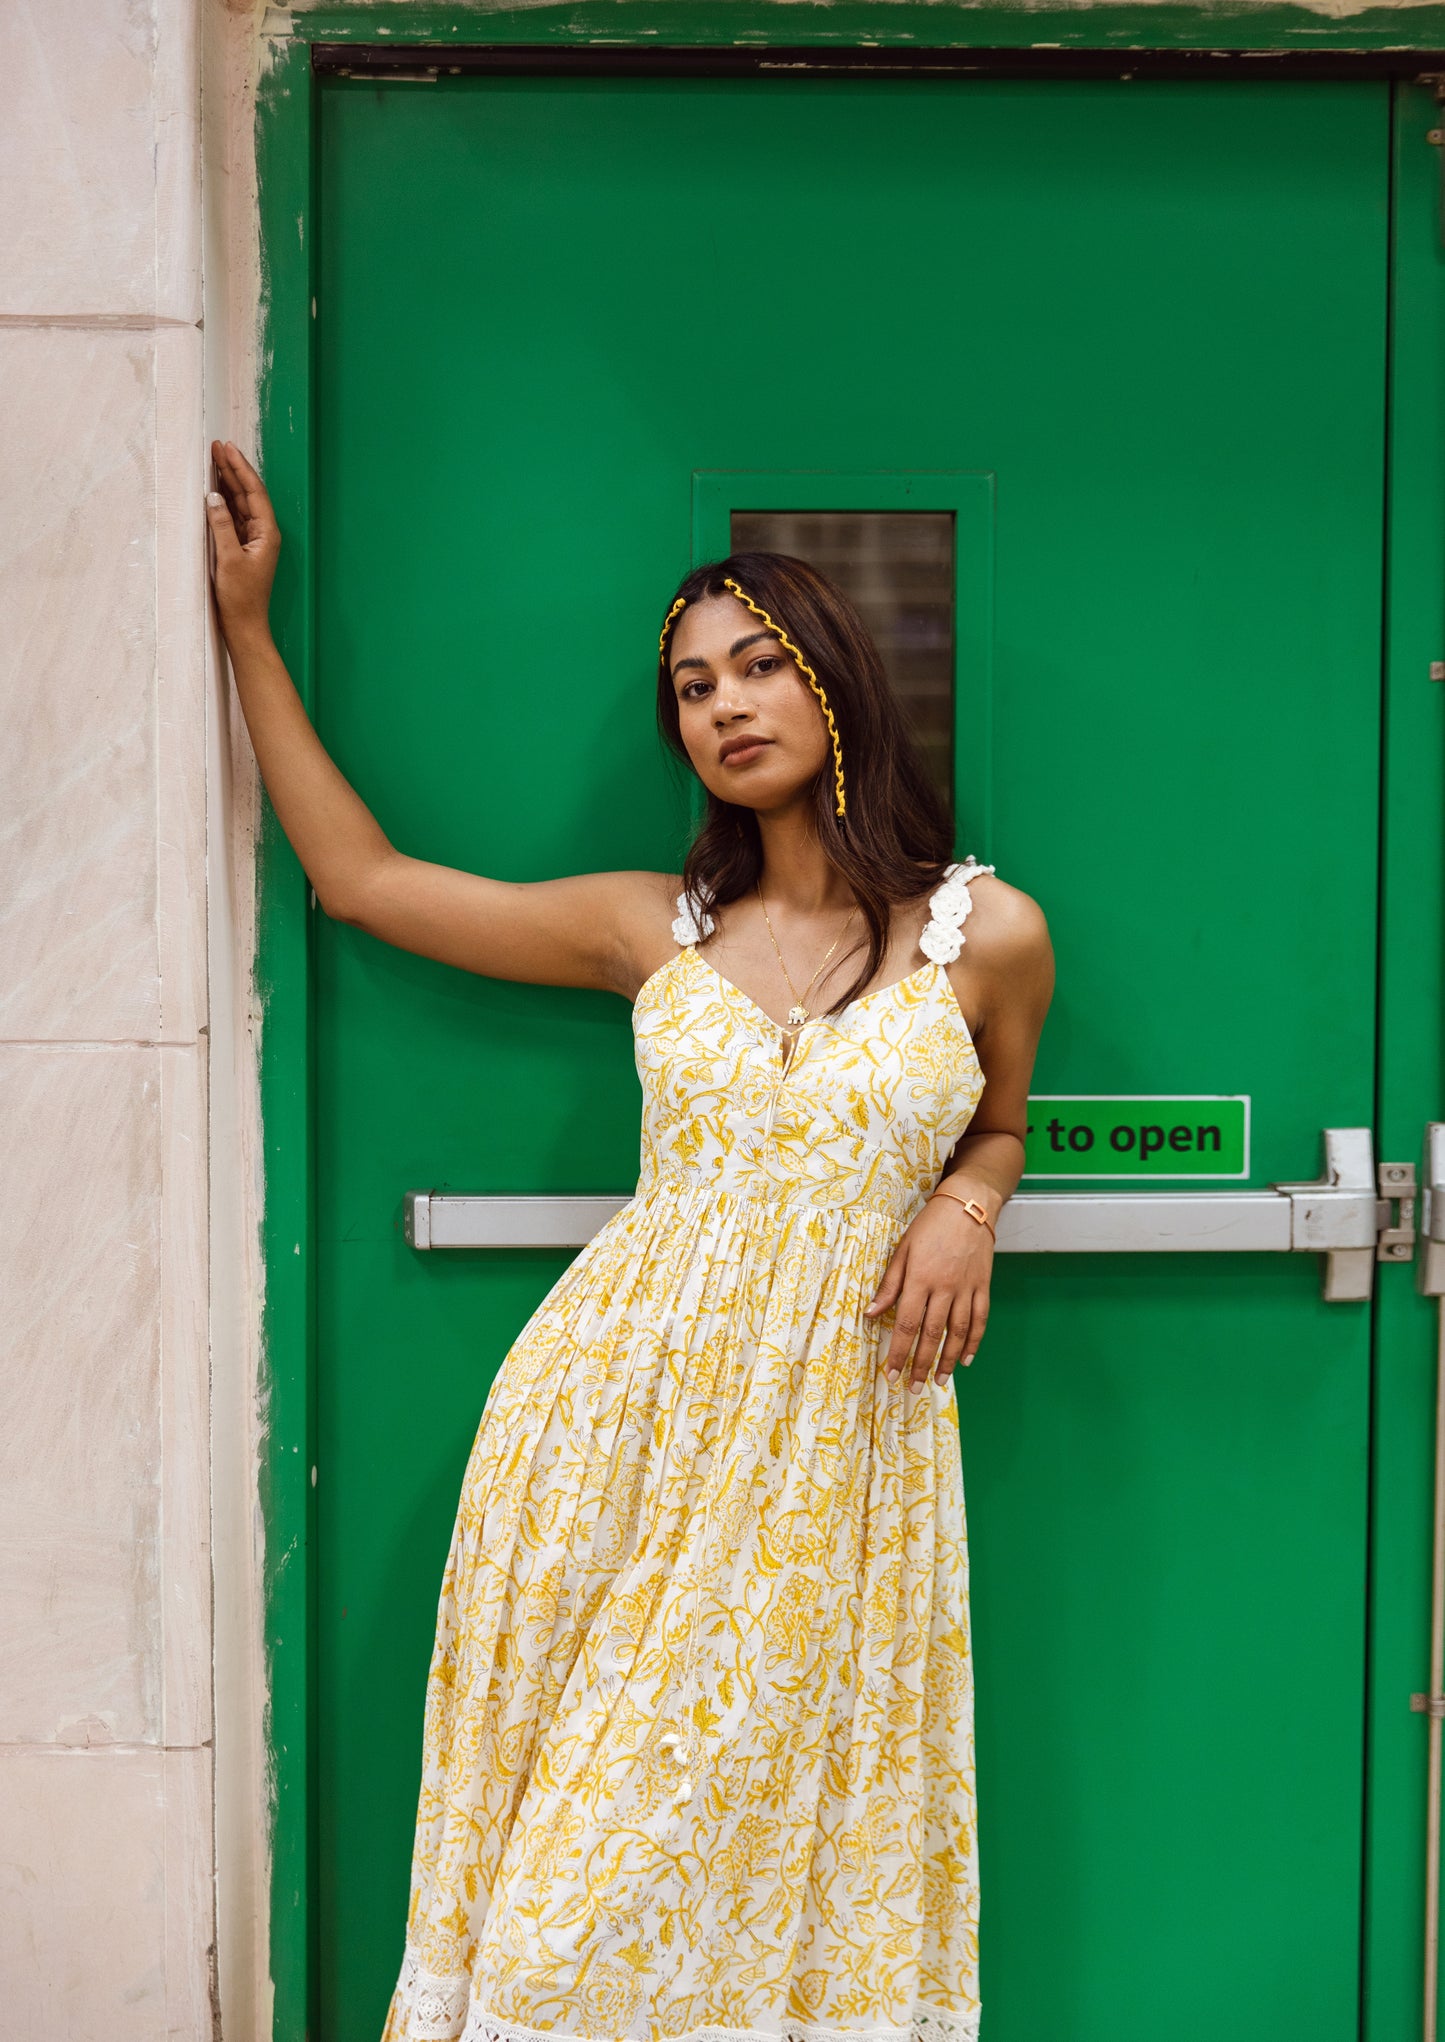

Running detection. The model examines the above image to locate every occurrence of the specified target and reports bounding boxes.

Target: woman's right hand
[206,440,281,648]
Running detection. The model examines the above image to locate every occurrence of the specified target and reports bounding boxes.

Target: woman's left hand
[865,1195,995,1387]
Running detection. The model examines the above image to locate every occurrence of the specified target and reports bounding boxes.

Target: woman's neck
[755,803,854,917]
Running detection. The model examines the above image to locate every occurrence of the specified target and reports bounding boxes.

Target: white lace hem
[919,857,995,965]
[391,1952,980,2042]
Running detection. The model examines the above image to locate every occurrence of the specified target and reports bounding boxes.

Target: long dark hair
[656,550,954,1013]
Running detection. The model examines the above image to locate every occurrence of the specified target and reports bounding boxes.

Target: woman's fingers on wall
[205,490,239,555]
[220,442,279,541]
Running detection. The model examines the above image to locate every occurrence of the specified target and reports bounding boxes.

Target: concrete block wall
[0,3,217,2035]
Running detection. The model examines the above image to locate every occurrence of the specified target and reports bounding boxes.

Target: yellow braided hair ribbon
[657,597,687,659]
[722,578,846,819]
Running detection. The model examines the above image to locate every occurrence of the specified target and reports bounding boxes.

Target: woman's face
[668,593,830,814]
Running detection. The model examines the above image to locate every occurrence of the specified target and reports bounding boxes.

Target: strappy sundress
[383,857,995,2042]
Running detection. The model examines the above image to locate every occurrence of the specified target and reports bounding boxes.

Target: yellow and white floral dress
[384,858,994,2042]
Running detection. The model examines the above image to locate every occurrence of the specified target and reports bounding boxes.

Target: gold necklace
[756,883,859,1031]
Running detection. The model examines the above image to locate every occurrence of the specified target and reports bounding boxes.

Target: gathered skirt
[383,1176,981,2042]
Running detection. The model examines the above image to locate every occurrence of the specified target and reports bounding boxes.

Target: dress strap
[920,855,996,963]
[672,889,716,948]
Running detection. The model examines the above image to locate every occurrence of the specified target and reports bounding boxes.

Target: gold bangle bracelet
[929,1180,997,1241]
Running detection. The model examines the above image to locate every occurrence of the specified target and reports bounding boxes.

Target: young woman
[207,443,1054,2042]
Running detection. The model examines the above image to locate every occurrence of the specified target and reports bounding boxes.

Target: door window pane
[729,510,955,812]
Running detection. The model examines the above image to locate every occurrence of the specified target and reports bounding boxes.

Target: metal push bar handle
[405,1126,1385,1301]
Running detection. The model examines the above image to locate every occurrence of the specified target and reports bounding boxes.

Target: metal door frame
[254,20,1445,2035]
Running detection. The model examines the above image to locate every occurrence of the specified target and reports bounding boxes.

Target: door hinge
[1412,1693,1445,1717]
[1378,1161,1418,1264]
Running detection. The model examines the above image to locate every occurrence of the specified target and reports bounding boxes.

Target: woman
[207,443,1054,2042]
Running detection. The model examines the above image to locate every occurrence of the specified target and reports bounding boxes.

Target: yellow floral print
[384,867,990,2042]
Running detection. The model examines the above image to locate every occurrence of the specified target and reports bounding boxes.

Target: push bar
[404,1127,1384,1300]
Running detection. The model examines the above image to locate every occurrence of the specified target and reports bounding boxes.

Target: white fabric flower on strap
[672,890,716,947]
[919,856,996,964]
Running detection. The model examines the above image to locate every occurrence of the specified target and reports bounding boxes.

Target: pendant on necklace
[788,1005,808,1028]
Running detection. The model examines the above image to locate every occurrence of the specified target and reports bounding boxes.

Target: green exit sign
[1023,1096,1250,1179]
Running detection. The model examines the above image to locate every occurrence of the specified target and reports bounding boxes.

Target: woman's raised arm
[205,442,671,994]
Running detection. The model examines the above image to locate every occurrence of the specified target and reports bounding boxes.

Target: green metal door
[301,68,1426,2041]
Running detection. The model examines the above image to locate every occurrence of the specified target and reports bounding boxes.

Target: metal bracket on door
[405,1125,1400,1300]
[1273,1125,1398,1302]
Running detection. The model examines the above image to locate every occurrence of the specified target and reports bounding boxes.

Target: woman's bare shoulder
[950,872,1054,1038]
[965,869,1052,962]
